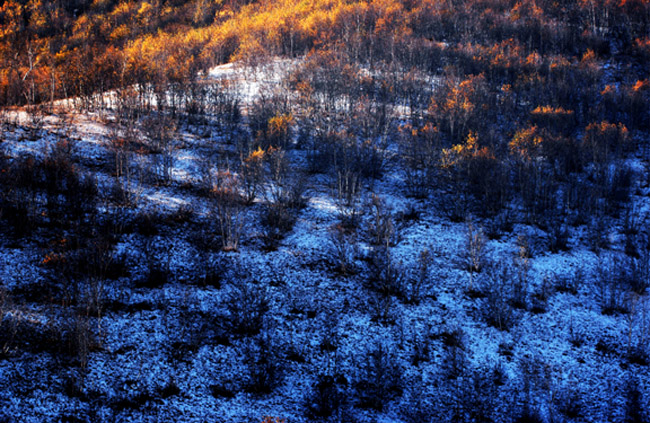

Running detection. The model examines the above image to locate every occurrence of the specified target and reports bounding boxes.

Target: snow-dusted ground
[0,60,649,423]
[207,58,299,107]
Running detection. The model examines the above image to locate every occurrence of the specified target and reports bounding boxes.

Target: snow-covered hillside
[0,58,649,423]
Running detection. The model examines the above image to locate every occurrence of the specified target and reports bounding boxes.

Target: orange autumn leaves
[1,0,649,106]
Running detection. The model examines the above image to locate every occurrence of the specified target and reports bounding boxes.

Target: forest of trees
[1,0,649,108]
[1,1,649,215]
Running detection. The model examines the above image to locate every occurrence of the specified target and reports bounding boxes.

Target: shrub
[627,254,650,296]
[334,168,363,226]
[260,172,307,250]
[398,123,440,198]
[106,123,133,178]
[60,310,98,369]
[440,131,508,216]
[1,189,38,237]
[626,293,650,366]
[0,143,101,236]
[465,221,486,292]
[209,383,236,399]
[602,164,634,217]
[547,220,570,253]
[586,215,610,253]
[367,194,397,248]
[327,224,358,276]
[263,147,293,205]
[198,254,226,288]
[368,292,399,326]
[66,236,120,283]
[226,280,269,336]
[554,269,584,295]
[319,316,340,353]
[517,162,559,225]
[410,332,432,366]
[438,327,468,380]
[355,342,402,411]
[452,366,501,423]
[516,355,552,423]
[366,246,403,298]
[25,105,45,141]
[512,235,532,310]
[485,210,514,240]
[0,287,15,357]
[170,204,195,224]
[158,378,181,399]
[354,137,388,180]
[514,408,545,423]
[261,201,297,251]
[402,249,432,305]
[304,131,338,174]
[244,334,284,395]
[530,277,552,314]
[627,345,649,366]
[142,114,177,184]
[107,171,142,208]
[480,264,518,331]
[593,254,646,314]
[249,94,292,151]
[306,373,349,419]
[625,231,640,259]
[401,387,436,423]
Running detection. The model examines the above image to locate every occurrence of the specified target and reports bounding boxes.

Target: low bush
[438,327,468,380]
[480,264,518,331]
[244,335,284,395]
[306,373,349,419]
[226,280,269,336]
[261,200,298,251]
[593,254,648,314]
[327,224,359,276]
[355,342,402,411]
[367,194,397,248]
[366,246,404,298]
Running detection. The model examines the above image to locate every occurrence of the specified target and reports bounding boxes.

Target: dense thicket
[1,0,649,109]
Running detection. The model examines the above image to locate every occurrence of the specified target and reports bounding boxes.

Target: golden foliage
[441,131,494,170]
[531,105,574,116]
[268,113,294,138]
[0,0,648,108]
[510,125,544,161]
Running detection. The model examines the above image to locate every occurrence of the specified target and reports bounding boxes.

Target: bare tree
[367,194,397,248]
[328,224,358,275]
[106,124,131,178]
[239,148,265,204]
[211,168,244,252]
[334,168,362,227]
[143,114,177,184]
[465,220,486,292]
